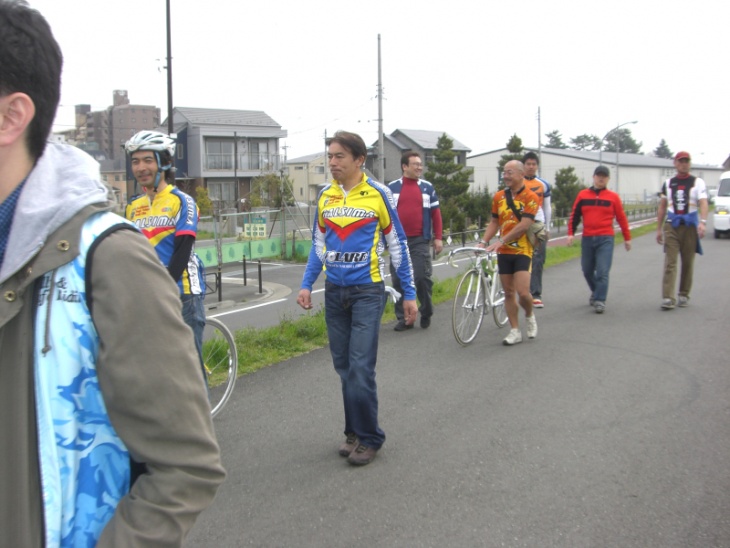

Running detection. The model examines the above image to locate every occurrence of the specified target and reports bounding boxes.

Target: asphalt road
[187,225,730,548]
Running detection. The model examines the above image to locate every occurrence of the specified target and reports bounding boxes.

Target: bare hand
[403,299,418,326]
[297,289,313,310]
[624,241,632,251]
[433,239,444,254]
[567,236,574,246]
[698,224,706,239]
[656,230,664,245]
[485,241,501,253]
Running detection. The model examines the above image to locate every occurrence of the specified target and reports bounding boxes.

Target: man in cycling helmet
[125,130,207,371]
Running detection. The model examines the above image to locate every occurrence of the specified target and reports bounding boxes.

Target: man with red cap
[656,151,709,309]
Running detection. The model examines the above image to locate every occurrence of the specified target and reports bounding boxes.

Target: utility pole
[377,34,385,182]
[165,0,174,186]
[165,0,173,135]
[537,106,542,174]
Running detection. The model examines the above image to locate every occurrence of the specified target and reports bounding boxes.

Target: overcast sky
[29,0,727,167]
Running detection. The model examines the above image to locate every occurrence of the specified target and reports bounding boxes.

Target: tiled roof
[173,107,282,127]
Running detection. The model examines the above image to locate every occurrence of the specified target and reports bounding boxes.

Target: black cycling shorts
[497,253,532,275]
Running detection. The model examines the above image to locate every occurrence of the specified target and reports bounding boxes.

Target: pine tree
[423,133,473,231]
[545,130,568,149]
[653,139,673,159]
[551,166,586,218]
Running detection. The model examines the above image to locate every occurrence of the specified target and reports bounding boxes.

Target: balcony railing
[205,153,281,172]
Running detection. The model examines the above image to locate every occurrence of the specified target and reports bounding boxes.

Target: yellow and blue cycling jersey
[125,185,204,295]
[301,173,416,298]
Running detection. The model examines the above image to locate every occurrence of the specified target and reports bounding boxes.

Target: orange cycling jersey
[492,186,539,257]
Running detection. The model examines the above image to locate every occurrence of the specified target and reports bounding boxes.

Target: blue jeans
[324,281,386,449]
[181,293,206,380]
[581,236,615,302]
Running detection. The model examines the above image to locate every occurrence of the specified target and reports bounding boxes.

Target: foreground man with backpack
[0,1,225,546]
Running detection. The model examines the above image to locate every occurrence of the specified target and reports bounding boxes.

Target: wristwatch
[700,219,707,224]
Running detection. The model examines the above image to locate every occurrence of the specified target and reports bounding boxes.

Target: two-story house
[366,129,471,183]
[164,107,287,212]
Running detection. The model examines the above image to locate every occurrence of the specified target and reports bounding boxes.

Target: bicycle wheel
[452,269,485,346]
[202,317,238,418]
[491,272,509,327]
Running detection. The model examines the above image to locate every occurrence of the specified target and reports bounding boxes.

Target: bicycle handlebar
[447,247,497,269]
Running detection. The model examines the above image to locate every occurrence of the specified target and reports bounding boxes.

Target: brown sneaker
[347,444,378,466]
[338,433,358,457]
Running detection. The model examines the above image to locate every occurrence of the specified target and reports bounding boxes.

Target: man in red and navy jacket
[567,165,631,314]
[388,151,443,331]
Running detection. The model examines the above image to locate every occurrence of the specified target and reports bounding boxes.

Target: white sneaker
[503,328,523,346]
[526,314,538,339]
[678,296,689,307]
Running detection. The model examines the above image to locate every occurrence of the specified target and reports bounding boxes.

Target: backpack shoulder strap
[85,222,137,315]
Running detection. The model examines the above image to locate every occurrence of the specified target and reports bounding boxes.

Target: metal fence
[196,205,658,267]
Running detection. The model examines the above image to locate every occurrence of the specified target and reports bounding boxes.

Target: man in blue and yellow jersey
[125,131,206,366]
[298,130,416,466]
[478,160,540,346]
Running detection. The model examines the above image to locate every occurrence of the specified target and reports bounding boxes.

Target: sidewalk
[203,273,289,313]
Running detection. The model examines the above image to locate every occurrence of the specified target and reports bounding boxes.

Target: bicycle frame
[448,247,508,345]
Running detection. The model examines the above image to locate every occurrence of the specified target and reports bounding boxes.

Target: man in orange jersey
[478,160,540,345]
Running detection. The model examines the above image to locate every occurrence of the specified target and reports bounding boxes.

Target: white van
[713,171,730,238]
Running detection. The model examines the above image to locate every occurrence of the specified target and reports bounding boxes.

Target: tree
[602,128,642,154]
[498,133,524,170]
[545,130,568,149]
[249,173,294,208]
[569,134,602,151]
[653,139,673,159]
[551,166,586,219]
[195,186,213,216]
[423,133,473,231]
[461,189,492,229]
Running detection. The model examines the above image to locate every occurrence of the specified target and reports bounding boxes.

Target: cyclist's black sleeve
[168,234,195,283]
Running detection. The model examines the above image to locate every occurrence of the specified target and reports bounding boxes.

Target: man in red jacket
[567,165,631,313]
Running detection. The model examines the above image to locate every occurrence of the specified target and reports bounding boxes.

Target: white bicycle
[448,247,508,346]
[202,316,238,418]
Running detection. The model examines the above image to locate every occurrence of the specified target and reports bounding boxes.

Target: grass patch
[232,309,329,375]
[230,222,658,377]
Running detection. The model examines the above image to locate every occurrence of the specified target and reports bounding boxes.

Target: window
[295,166,304,170]
[314,166,324,174]
[207,181,236,206]
[177,143,184,160]
[206,139,234,169]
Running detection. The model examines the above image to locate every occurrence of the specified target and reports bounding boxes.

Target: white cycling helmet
[125,130,176,157]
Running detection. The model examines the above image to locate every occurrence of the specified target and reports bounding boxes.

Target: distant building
[468,147,724,203]
[99,158,128,210]
[54,90,160,161]
[366,129,471,183]
[286,152,327,205]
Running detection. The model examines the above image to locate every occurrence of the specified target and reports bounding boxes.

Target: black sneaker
[393,321,413,332]
[420,316,431,329]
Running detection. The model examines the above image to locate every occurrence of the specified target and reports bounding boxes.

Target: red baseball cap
[674,151,691,161]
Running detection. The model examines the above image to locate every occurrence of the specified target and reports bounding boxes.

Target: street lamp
[598,120,637,196]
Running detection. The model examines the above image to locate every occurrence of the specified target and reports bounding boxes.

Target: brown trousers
[662,222,698,303]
